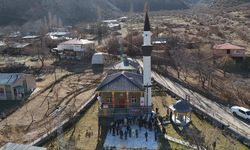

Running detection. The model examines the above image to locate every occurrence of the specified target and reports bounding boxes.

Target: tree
[106,37,120,54]
[218,56,235,77]
[242,57,250,74]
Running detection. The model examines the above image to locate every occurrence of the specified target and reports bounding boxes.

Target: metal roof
[0,143,46,150]
[59,39,94,45]
[97,71,143,91]
[22,35,39,39]
[170,100,192,113]
[112,59,139,71]
[0,73,23,85]
[9,43,30,49]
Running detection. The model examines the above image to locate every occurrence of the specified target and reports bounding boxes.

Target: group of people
[109,114,158,142]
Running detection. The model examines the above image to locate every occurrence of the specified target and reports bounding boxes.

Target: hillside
[211,0,250,8]
[0,0,189,26]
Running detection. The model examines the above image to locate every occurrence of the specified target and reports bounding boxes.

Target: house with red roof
[213,43,246,61]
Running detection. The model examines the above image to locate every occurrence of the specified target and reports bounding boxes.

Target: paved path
[138,61,250,139]
[152,72,250,138]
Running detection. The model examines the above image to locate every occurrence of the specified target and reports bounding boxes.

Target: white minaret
[142,10,153,107]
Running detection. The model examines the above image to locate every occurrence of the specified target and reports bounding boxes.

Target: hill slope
[0,0,188,26]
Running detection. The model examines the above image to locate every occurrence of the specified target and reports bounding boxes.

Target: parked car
[231,106,250,120]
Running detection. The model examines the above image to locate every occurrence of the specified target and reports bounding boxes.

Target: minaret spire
[144,11,150,31]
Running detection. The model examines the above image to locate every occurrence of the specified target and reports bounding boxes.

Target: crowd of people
[109,113,158,142]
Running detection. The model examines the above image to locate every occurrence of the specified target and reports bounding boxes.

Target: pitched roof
[170,100,192,113]
[112,58,139,71]
[59,39,94,45]
[213,43,245,50]
[96,71,143,91]
[0,73,24,85]
[0,143,46,150]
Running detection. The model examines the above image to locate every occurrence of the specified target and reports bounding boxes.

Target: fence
[98,106,152,118]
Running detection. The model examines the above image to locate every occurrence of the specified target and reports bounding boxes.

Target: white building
[0,73,36,100]
[92,52,104,65]
[0,41,6,52]
[53,39,95,60]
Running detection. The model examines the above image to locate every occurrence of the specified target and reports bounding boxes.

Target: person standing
[120,130,123,139]
[125,131,128,140]
[145,131,148,142]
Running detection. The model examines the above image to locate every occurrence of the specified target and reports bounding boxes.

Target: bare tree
[26,105,35,130]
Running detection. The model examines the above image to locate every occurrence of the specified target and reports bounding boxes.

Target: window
[107,97,112,103]
[227,49,230,54]
[0,88,4,96]
[246,111,250,115]
[239,109,246,114]
[131,96,137,103]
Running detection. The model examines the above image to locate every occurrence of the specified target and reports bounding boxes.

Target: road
[138,61,250,139]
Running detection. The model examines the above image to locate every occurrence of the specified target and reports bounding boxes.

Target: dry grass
[191,113,249,150]
[153,95,249,150]
[46,102,100,150]
[0,68,103,146]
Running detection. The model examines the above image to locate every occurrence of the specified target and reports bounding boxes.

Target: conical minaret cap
[144,11,150,31]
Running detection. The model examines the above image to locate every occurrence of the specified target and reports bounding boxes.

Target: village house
[0,73,36,100]
[52,39,95,60]
[102,19,121,30]
[213,43,246,62]
[3,42,32,55]
[22,35,40,43]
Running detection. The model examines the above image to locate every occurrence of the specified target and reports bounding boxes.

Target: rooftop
[0,41,6,47]
[0,143,46,150]
[59,39,94,45]
[9,43,30,49]
[112,58,139,71]
[169,100,192,113]
[47,32,70,36]
[97,71,143,91]
[22,35,39,39]
[213,43,245,50]
[0,73,24,85]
